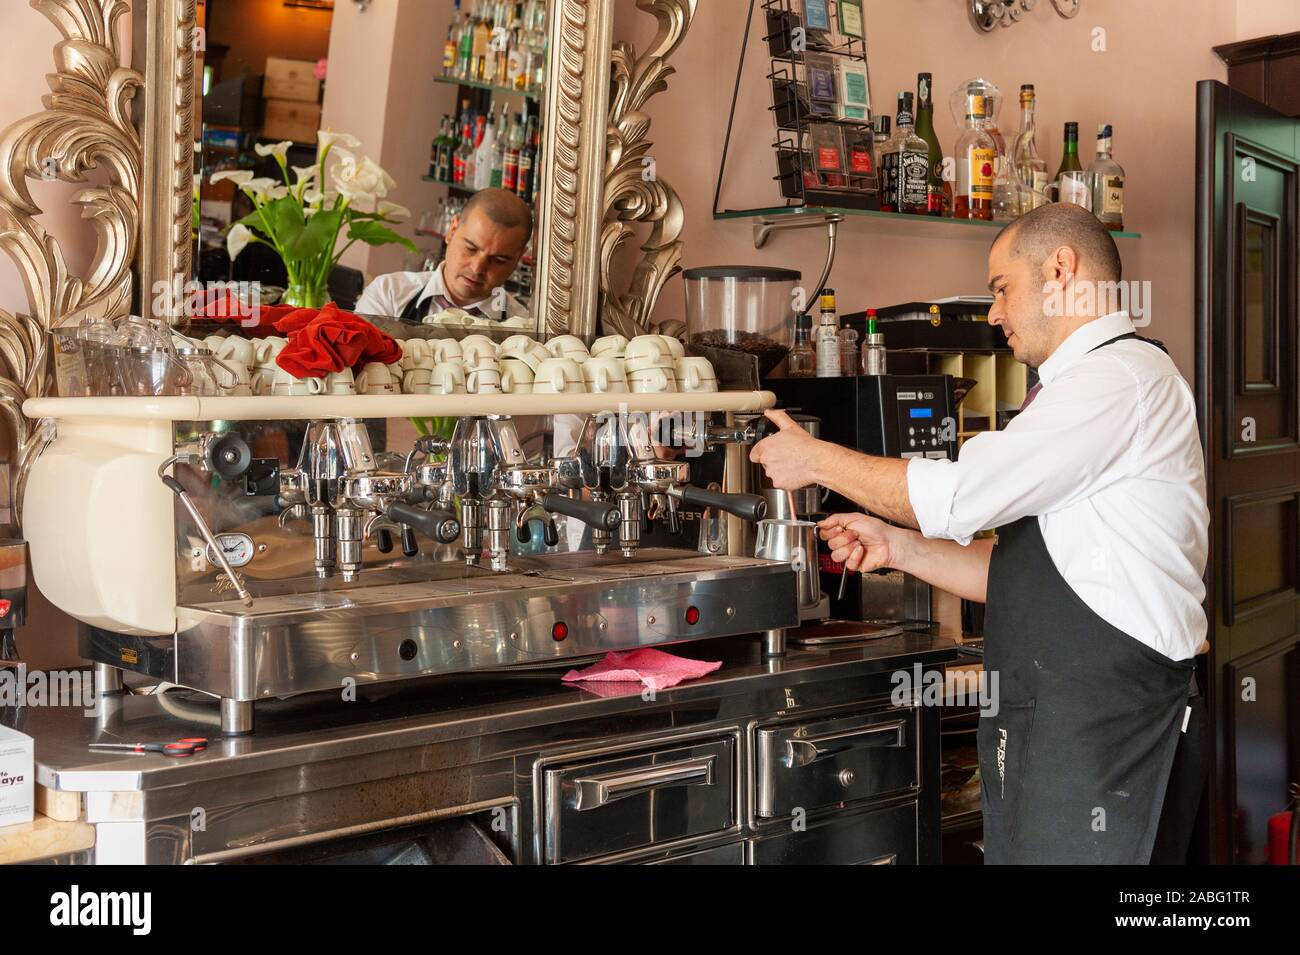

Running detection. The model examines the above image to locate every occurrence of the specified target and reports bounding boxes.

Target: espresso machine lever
[157,448,254,608]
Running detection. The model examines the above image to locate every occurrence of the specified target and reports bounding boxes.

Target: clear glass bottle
[815,289,841,378]
[1088,124,1126,231]
[954,87,996,220]
[1055,121,1090,209]
[787,312,816,377]
[838,327,859,377]
[1012,84,1049,213]
[879,93,929,215]
[861,310,887,375]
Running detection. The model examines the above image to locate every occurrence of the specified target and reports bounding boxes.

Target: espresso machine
[20,397,790,734]
[765,374,957,632]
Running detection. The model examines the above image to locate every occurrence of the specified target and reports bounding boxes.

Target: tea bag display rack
[21,391,795,735]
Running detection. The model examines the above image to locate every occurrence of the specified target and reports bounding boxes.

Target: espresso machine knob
[387,503,462,545]
[206,433,252,481]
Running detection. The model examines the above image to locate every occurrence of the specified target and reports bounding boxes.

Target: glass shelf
[421,177,534,207]
[715,204,1142,242]
[433,74,539,101]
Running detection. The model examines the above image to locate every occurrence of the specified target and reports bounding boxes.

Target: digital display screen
[909,408,934,419]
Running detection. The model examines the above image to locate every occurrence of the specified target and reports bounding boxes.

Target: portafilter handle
[386,502,462,545]
[540,493,621,531]
[669,485,768,523]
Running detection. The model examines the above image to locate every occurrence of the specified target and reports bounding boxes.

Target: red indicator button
[551,621,569,642]
[0,599,10,618]
[685,606,700,626]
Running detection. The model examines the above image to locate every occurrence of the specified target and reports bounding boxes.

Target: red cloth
[274,302,402,378]
[561,648,722,692]
[188,289,278,332]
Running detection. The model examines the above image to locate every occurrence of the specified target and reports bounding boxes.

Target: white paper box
[0,722,34,827]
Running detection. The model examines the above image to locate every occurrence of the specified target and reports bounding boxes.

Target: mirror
[188,0,549,335]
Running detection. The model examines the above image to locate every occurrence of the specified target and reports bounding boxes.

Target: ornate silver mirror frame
[0,0,694,525]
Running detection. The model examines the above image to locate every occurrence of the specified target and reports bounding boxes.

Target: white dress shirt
[354,264,530,324]
[906,311,1209,660]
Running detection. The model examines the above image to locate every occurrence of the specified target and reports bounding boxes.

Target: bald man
[752,203,1209,864]
[355,188,532,323]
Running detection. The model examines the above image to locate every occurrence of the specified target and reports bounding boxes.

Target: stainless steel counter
[26,631,961,864]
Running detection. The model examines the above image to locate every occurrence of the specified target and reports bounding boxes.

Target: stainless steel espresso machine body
[22,395,790,734]
[765,375,957,629]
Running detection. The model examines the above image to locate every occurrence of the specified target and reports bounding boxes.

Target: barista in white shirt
[751,202,1209,865]
[354,188,531,324]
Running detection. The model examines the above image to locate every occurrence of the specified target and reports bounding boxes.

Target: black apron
[397,287,509,325]
[978,331,1196,864]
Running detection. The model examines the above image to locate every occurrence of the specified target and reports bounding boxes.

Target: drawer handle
[784,719,907,768]
[569,756,718,811]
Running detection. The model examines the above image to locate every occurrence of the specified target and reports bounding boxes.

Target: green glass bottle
[1055,121,1090,209]
[914,73,951,217]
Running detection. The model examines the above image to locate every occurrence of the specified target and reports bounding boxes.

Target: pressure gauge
[206,533,256,569]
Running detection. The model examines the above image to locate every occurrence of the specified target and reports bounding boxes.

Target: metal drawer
[754,705,918,818]
[749,800,918,865]
[646,842,745,865]
[542,737,736,864]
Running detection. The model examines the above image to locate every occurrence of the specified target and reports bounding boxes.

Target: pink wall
[614,0,1256,378]
[322,0,461,279]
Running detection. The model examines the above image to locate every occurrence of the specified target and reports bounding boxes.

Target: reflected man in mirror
[355,188,532,324]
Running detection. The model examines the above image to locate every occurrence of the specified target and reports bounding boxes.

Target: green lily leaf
[347,218,418,253]
[289,205,346,263]
[260,196,307,249]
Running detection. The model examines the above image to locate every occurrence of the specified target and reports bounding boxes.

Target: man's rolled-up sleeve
[904,361,1140,544]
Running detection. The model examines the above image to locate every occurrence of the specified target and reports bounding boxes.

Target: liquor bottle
[476,8,494,81]
[474,111,496,191]
[879,93,929,215]
[442,14,459,77]
[491,104,508,188]
[861,311,886,375]
[1055,121,1090,209]
[914,73,952,217]
[1087,124,1125,230]
[465,113,486,186]
[430,115,447,181]
[873,115,890,150]
[454,116,473,186]
[516,116,537,201]
[787,312,816,377]
[457,12,474,80]
[815,289,841,378]
[954,86,996,220]
[502,113,522,192]
[1011,84,1049,213]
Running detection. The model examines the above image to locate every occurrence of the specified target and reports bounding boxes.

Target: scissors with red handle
[89,737,210,758]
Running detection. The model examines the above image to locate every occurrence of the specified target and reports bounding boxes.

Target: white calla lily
[266,185,290,201]
[292,165,319,185]
[254,141,293,162]
[209,170,254,187]
[226,224,254,260]
[243,177,280,199]
[317,130,361,162]
[331,152,396,205]
[377,201,410,221]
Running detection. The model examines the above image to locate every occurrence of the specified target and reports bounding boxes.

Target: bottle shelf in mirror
[715,204,1142,249]
[433,75,539,102]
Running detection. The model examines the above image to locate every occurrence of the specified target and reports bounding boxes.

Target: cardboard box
[0,723,33,828]
[264,57,320,103]
[262,98,322,144]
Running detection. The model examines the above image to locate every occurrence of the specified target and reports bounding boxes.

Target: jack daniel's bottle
[879,92,929,215]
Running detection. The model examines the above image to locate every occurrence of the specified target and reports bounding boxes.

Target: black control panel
[766,374,957,464]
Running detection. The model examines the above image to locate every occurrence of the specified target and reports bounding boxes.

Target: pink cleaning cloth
[561,648,722,692]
